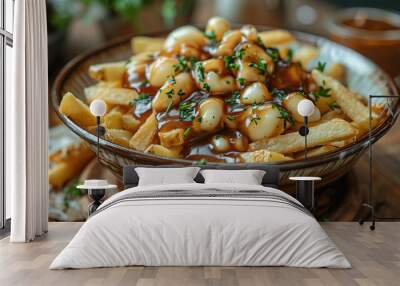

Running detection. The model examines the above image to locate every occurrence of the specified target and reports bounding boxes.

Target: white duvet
[50,183,350,269]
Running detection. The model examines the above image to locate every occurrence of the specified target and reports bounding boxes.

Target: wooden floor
[0,222,399,286]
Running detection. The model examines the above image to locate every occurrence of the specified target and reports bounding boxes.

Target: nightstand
[289,177,321,211]
[77,180,117,215]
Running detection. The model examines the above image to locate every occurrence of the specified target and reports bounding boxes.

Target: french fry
[249,118,357,154]
[59,92,96,127]
[293,45,319,68]
[104,110,123,129]
[321,110,348,122]
[159,128,185,148]
[129,113,158,151]
[121,113,141,133]
[84,86,138,106]
[312,70,378,129]
[240,149,292,163]
[145,144,183,158]
[49,143,95,189]
[295,145,338,159]
[325,63,346,83]
[258,30,294,46]
[131,36,165,54]
[105,129,133,148]
[89,61,127,82]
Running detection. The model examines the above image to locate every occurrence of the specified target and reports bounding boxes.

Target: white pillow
[200,169,266,185]
[135,167,200,186]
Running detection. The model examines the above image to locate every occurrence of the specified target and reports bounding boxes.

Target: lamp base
[358,203,375,231]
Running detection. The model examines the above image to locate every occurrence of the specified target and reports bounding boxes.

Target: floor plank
[0,222,399,286]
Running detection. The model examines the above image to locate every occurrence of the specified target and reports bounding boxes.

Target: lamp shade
[90,99,107,117]
[297,99,315,117]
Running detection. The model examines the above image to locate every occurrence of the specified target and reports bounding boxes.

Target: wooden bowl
[51,29,400,188]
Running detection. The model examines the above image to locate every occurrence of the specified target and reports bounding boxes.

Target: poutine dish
[58,17,388,164]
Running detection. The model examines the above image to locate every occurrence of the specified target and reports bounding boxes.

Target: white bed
[50,182,350,269]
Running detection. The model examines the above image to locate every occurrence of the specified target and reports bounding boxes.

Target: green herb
[265,47,280,62]
[169,75,176,84]
[189,57,198,68]
[227,115,236,121]
[183,127,191,137]
[272,103,295,126]
[238,77,246,86]
[177,89,185,97]
[271,88,286,101]
[133,93,152,105]
[203,82,211,92]
[312,83,331,101]
[223,55,240,71]
[195,159,208,165]
[285,48,294,63]
[204,30,217,41]
[256,36,266,48]
[196,62,205,82]
[173,57,190,72]
[178,100,197,121]
[249,57,267,74]
[235,48,246,60]
[225,91,241,108]
[165,89,175,98]
[328,101,340,110]
[197,116,202,123]
[250,115,261,125]
[316,61,327,72]
[226,80,231,84]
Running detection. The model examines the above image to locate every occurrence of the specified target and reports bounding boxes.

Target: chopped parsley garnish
[249,57,268,74]
[249,115,261,125]
[265,47,280,62]
[226,80,231,84]
[204,30,217,41]
[225,91,241,108]
[173,57,190,73]
[328,101,340,110]
[203,82,211,92]
[285,48,294,63]
[197,116,202,123]
[165,89,174,98]
[235,48,246,60]
[227,115,236,121]
[272,103,295,127]
[238,77,246,87]
[177,89,185,97]
[223,55,240,71]
[196,63,205,82]
[169,75,176,84]
[183,127,191,137]
[133,93,152,105]
[316,61,327,72]
[271,88,286,101]
[178,100,197,121]
[256,36,266,48]
[312,82,331,101]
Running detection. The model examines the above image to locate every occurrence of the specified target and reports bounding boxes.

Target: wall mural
[47,0,400,222]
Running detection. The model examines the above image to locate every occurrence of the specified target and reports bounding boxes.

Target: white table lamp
[297,99,315,159]
[89,99,107,160]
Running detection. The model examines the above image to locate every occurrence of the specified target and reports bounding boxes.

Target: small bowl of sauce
[326,8,400,77]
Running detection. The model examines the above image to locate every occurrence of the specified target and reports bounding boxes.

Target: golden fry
[129,113,158,151]
[131,36,165,53]
[84,86,138,106]
[312,70,378,129]
[105,129,133,148]
[257,30,294,46]
[145,144,183,158]
[249,119,357,154]
[59,92,96,127]
[159,128,185,148]
[89,61,127,82]
[121,113,141,133]
[240,149,292,163]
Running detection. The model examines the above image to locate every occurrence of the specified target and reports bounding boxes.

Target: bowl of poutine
[51,17,399,187]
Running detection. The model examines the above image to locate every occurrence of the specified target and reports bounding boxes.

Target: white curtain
[7,0,49,242]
